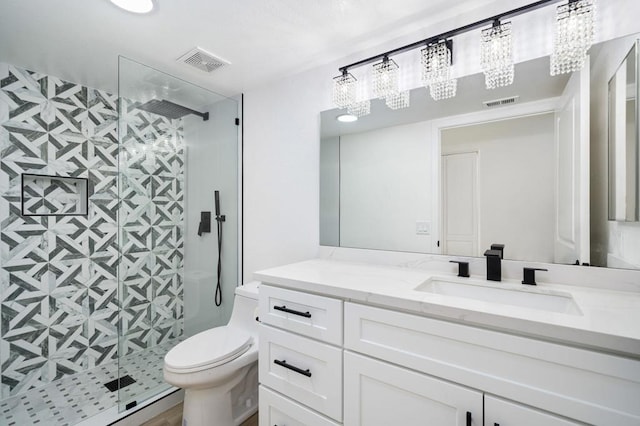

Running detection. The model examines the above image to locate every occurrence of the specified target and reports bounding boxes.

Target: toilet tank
[227,281,260,334]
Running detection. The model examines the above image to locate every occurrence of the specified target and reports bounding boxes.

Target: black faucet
[484,249,502,282]
[449,260,470,277]
[522,267,548,285]
[490,244,505,259]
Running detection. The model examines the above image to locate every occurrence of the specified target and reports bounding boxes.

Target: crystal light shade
[332,72,357,109]
[550,0,595,75]
[429,80,457,101]
[385,91,410,110]
[346,80,372,117]
[421,40,457,101]
[372,58,400,99]
[481,21,514,89]
[347,99,371,117]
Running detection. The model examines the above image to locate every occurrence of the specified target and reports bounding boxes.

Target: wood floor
[142,403,258,426]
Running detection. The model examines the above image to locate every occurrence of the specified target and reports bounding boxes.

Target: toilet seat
[164,327,252,372]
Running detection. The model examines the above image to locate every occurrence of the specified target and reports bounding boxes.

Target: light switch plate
[416,221,430,235]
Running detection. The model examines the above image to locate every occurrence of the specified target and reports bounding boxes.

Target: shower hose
[215,213,223,306]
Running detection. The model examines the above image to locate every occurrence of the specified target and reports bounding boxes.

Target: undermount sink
[414,277,582,315]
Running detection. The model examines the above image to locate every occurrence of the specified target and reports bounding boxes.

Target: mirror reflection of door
[442,152,479,256]
[440,113,557,263]
[554,60,590,265]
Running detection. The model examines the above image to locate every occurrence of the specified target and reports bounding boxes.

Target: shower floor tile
[0,337,183,426]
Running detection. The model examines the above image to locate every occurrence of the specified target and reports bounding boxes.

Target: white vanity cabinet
[344,302,640,426]
[258,282,640,426]
[258,285,343,425]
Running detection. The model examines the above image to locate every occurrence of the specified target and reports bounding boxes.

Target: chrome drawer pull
[274,359,312,377]
[273,305,312,318]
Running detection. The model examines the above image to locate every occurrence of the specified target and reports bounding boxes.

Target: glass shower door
[117,57,239,411]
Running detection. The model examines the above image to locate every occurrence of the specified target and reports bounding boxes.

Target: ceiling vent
[483,96,520,108]
[177,47,230,73]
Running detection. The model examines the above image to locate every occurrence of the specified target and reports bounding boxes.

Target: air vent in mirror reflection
[483,95,520,107]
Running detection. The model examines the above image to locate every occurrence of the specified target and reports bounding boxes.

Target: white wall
[183,98,239,334]
[442,114,556,263]
[590,34,640,268]
[242,0,640,280]
[340,121,434,253]
[242,67,328,281]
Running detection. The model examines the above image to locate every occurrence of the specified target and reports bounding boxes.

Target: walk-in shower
[0,57,240,425]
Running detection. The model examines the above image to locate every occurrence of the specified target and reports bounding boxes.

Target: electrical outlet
[416,221,430,235]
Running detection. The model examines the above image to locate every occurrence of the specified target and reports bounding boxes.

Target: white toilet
[164,281,260,426]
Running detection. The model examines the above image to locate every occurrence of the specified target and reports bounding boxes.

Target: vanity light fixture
[371,57,410,110]
[332,1,593,110]
[109,0,154,14]
[372,57,401,100]
[421,40,457,101]
[550,0,595,75]
[336,114,358,123]
[480,20,514,89]
[332,71,358,109]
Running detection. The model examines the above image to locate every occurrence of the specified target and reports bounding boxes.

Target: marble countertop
[254,258,640,358]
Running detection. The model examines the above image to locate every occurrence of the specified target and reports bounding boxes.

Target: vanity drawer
[485,395,582,426]
[259,324,343,422]
[259,385,341,426]
[344,302,640,426]
[259,284,343,345]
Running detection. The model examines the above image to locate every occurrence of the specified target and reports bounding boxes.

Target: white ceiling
[0,0,528,97]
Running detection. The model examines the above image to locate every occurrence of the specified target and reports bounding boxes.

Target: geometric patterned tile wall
[118,97,185,359]
[0,64,185,400]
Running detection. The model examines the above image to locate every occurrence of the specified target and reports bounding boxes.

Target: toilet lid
[164,327,252,371]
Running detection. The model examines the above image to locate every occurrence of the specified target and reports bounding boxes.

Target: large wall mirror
[320,32,640,270]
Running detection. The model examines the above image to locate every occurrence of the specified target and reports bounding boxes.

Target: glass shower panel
[117,57,238,411]
[182,95,239,335]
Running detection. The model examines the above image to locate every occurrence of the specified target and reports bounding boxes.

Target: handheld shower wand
[215,190,221,218]
[214,191,225,307]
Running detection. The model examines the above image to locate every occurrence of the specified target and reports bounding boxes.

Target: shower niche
[21,173,89,216]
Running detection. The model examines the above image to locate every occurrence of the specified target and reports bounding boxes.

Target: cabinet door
[485,395,582,426]
[344,351,482,426]
[259,386,341,426]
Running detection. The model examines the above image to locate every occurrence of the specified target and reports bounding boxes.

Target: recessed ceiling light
[336,114,358,123]
[109,0,154,14]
